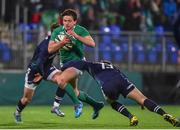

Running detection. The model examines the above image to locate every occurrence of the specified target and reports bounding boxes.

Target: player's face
[63,16,77,31]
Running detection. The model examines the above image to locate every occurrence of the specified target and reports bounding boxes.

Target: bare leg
[21,87,35,105]
[14,87,35,123]
[127,87,147,105]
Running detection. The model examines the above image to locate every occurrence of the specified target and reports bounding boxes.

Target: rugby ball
[55,34,73,51]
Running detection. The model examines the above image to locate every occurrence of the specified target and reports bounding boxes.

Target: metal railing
[0,28,179,73]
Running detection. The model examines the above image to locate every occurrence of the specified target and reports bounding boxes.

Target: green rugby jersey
[50,25,90,64]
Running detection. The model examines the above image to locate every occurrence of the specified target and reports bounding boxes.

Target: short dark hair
[61,9,78,21]
[50,22,59,32]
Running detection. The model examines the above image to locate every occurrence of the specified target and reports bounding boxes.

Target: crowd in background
[1,0,180,32]
[16,0,180,32]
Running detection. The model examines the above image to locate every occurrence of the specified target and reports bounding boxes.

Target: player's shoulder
[75,25,90,36]
[75,25,88,31]
[50,26,64,39]
[53,25,63,33]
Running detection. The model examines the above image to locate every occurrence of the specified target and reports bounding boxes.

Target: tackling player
[59,60,180,127]
[13,23,83,123]
[49,9,104,119]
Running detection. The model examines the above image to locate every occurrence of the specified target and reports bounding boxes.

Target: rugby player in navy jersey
[59,60,180,127]
[14,23,83,123]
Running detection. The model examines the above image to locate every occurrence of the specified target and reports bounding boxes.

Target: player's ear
[74,20,77,25]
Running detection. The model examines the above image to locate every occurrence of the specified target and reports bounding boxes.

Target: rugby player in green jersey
[49,9,104,119]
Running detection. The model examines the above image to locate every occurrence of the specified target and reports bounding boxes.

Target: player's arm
[48,37,70,53]
[33,73,43,83]
[31,52,47,76]
[67,30,95,47]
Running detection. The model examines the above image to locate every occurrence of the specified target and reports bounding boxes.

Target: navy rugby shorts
[101,73,135,100]
[24,65,59,90]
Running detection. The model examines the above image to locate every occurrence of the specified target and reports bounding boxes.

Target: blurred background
[0,0,180,106]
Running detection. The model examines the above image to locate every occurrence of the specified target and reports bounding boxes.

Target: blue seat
[155,43,162,52]
[109,24,121,39]
[29,23,39,29]
[0,42,11,62]
[99,43,112,61]
[121,42,128,52]
[155,25,164,36]
[119,43,128,62]
[166,41,178,64]
[170,51,178,64]
[102,35,111,44]
[111,44,123,62]
[148,48,158,64]
[147,43,162,64]
[18,23,33,43]
[133,42,145,63]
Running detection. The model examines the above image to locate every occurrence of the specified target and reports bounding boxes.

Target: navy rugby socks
[16,100,26,113]
[111,101,133,119]
[144,99,166,116]
[54,87,65,106]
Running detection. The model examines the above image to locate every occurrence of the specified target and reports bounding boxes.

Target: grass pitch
[0,105,180,129]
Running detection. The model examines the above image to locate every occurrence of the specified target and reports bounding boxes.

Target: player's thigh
[46,65,61,82]
[53,67,79,84]
[127,87,147,105]
[22,87,35,99]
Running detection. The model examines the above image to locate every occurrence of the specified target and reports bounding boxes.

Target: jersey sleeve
[35,51,48,76]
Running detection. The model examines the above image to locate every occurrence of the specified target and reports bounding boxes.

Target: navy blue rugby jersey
[28,36,58,75]
[61,60,121,85]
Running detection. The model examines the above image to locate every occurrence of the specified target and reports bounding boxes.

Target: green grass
[0,105,180,129]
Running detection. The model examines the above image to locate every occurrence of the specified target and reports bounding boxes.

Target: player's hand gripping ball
[55,34,73,51]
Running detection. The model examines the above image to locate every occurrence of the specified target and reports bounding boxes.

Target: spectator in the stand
[79,0,90,28]
[63,0,79,11]
[173,9,180,48]
[120,0,142,31]
[140,0,154,31]
[89,0,101,30]
[163,0,177,17]
[108,0,119,13]
[176,0,180,10]
[163,0,177,24]
[85,6,96,30]
[151,0,169,28]
[79,0,97,30]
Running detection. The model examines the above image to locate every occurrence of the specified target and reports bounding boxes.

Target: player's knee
[21,97,32,104]
[51,73,60,82]
[56,77,66,89]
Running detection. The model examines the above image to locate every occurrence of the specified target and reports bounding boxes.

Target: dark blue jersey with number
[61,60,117,84]
[61,60,135,99]
[28,36,58,75]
